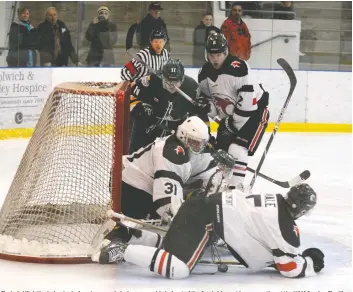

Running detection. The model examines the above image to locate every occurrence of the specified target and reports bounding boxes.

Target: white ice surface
[0,133,351,292]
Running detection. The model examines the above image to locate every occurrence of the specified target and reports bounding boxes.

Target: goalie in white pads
[97,183,324,279]
[96,116,218,263]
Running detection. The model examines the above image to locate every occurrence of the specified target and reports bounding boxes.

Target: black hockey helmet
[285,183,317,219]
[162,58,185,83]
[149,28,167,43]
[205,32,228,54]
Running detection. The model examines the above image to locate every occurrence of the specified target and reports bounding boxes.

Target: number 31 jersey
[122,135,216,216]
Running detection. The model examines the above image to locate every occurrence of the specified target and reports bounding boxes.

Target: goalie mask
[162,58,185,93]
[285,183,317,219]
[176,116,209,154]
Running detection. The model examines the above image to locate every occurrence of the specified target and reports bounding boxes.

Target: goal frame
[0,81,130,264]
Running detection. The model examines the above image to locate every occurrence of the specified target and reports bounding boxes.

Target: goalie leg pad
[124,245,190,279]
[128,229,163,248]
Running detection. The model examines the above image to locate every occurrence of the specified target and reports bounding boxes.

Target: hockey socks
[228,143,248,186]
[124,245,190,279]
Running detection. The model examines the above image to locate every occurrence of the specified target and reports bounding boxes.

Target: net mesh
[0,81,129,262]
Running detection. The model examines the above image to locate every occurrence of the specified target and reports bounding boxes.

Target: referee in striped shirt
[121,28,170,153]
[121,28,170,110]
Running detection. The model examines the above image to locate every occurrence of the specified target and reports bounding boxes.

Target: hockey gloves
[302,247,325,272]
[194,98,211,115]
[161,196,183,226]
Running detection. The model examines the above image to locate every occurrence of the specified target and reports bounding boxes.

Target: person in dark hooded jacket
[137,2,171,51]
[192,13,220,67]
[85,5,118,67]
[7,7,38,67]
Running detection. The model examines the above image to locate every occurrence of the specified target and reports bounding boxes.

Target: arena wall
[0,67,351,139]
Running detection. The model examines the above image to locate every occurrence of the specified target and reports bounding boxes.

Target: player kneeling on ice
[95,183,324,279]
[94,116,223,264]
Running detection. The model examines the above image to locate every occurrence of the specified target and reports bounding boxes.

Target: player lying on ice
[92,182,324,279]
[99,116,228,262]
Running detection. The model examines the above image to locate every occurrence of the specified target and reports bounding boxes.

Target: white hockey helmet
[176,116,209,154]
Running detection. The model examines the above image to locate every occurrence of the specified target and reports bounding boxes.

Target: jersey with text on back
[219,189,316,278]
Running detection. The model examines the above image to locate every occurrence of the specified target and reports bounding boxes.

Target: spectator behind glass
[37,7,79,66]
[86,6,118,67]
[7,7,38,67]
[274,1,295,20]
[221,3,251,61]
[137,2,171,51]
[192,13,220,66]
[226,1,262,18]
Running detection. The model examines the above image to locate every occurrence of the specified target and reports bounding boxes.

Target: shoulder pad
[180,75,198,93]
[198,63,212,83]
[224,56,248,78]
[163,136,190,165]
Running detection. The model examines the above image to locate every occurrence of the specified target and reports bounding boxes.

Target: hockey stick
[249,58,297,190]
[107,210,168,232]
[127,48,199,106]
[127,48,223,123]
[155,123,309,189]
[198,260,242,266]
[247,167,310,188]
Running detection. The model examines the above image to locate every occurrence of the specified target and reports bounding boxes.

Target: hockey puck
[218,263,228,273]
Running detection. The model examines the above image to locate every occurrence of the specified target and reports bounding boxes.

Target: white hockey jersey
[198,56,265,130]
[218,189,317,278]
[122,135,216,216]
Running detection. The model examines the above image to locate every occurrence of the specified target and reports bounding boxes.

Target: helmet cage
[184,134,208,154]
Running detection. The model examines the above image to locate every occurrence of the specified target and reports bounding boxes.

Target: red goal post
[0,81,130,263]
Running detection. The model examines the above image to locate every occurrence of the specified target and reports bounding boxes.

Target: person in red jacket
[221,3,251,61]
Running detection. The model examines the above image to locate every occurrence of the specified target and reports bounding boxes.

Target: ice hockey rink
[0,132,351,292]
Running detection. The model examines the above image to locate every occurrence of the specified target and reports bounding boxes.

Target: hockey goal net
[0,81,130,263]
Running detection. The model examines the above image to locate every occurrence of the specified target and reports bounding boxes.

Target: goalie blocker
[123,183,325,279]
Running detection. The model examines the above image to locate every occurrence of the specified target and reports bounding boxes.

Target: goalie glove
[161,196,183,226]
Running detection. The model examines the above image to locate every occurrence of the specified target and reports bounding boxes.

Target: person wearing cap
[85,5,118,67]
[37,7,79,66]
[136,2,170,51]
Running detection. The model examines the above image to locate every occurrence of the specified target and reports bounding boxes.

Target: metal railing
[251,34,296,49]
[218,2,297,18]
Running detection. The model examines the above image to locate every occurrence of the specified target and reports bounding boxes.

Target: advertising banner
[0,68,52,129]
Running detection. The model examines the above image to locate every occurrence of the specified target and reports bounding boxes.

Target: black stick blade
[277,58,297,90]
[300,170,311,181]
